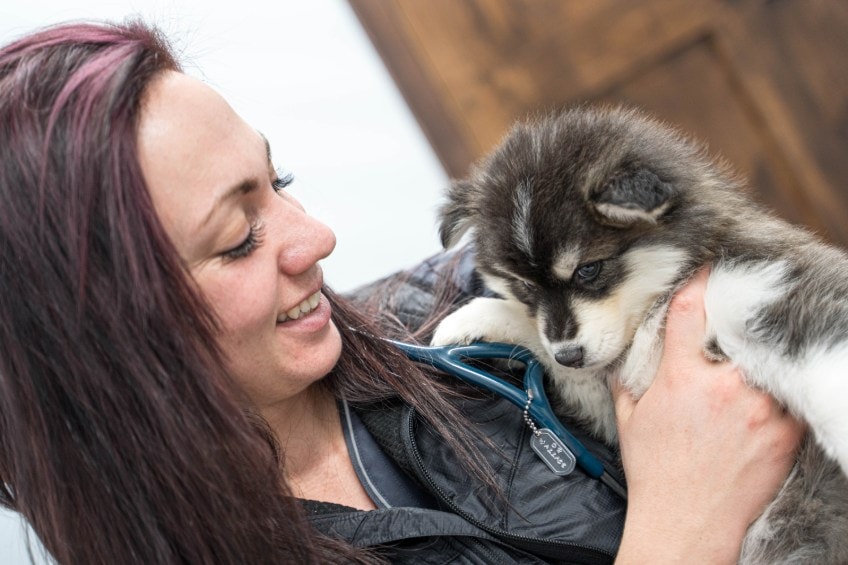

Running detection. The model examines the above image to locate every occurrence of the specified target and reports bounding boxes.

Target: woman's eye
[272,169,294,194]
[222,221,264,261]
[575,261,602,282]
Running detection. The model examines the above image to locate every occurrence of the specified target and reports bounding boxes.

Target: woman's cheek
[202,264,278,335]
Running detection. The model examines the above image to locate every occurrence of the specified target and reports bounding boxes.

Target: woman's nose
[275,203,336,276]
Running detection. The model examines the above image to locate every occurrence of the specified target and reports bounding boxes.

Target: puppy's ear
[588,168,675,227]
[439,179,478,248]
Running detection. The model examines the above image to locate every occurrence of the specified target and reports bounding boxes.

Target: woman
[0,20,802,564]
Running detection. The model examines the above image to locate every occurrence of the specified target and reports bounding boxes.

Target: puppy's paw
[431,300,490,346]
[431,296,538,348]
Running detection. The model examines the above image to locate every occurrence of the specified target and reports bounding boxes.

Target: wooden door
[348,0,848,246]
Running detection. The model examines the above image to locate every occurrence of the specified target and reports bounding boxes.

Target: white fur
[481,270,516,301]
[431,296,538,350]
[701,261,848,468]
[795,345,848,472]
[617,303,667,399]
[704,261,789,357]
[725,338,848,473]
[546,364,618,441]
[565,245,688,367]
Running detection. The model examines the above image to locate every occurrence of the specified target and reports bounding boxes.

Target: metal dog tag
[530,428,576,476]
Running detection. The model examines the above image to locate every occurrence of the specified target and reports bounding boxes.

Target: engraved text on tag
[530,428,576,476]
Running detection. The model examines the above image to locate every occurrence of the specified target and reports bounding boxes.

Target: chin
[297,321,343,384]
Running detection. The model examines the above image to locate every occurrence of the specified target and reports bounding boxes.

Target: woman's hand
[613,268,805,564]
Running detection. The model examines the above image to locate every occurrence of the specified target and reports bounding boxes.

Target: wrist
[615,506,744,564]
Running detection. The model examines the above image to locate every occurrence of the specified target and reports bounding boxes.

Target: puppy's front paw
[431,296,536,347]
[431,302,487,346]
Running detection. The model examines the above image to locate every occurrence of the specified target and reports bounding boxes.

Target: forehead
[476,180,622,282]
[137,71,266,255]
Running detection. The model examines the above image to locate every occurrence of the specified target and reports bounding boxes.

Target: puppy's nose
[554,345,584,368]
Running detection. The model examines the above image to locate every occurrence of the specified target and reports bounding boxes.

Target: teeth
[278,291,321,323]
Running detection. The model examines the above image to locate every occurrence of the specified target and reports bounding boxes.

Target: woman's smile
[276,290,332,333]
[278,289,322,323]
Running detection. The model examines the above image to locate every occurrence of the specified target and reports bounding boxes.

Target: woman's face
[137,71,340,408]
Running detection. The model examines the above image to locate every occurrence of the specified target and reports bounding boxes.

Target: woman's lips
[277,290,321,322]
[275,292,331,332]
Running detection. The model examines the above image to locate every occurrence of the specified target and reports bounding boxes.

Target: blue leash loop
[389,340,626,499]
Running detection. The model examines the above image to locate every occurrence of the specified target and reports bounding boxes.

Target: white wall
[0,1,449,561]
[1,0,450,293]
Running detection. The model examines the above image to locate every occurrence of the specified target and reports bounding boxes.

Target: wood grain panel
[715,0,848,243]
[349,0,848,245]
[592,36,821,232]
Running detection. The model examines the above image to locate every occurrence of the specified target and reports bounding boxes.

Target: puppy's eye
[575,261,602,283]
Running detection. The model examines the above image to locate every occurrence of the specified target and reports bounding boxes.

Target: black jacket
[309,248,626,563]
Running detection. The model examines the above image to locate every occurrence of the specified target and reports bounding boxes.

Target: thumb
[659,267,711,377]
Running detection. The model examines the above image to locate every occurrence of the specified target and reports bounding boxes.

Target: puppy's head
[440,107,721,369]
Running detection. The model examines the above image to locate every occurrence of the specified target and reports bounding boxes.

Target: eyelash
[272,169,294,193]
[223,220,265,261]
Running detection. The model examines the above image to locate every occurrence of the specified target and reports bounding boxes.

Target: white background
[0,0,449,561]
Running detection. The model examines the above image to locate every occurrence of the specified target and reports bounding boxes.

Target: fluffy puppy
[432,106,848,563]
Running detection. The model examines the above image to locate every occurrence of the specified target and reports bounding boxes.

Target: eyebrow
[198,134,273,230]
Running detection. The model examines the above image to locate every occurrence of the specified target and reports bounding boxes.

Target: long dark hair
[0,20,491,564]
[0,20,351,564]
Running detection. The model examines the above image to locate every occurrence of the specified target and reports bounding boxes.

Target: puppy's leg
[706,261,848,473]
[431,297,538,347]
[796,348,848,474]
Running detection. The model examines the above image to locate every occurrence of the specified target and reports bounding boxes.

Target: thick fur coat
[432,107,848,563]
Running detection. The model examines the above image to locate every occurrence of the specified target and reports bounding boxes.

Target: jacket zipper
[404,407,616,561]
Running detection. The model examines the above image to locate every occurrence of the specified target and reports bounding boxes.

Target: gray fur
[434,106,848,563]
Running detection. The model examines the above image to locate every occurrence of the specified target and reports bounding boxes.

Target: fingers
[755,393,807,460]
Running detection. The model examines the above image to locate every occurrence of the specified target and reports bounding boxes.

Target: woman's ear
[588,168,676,227]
